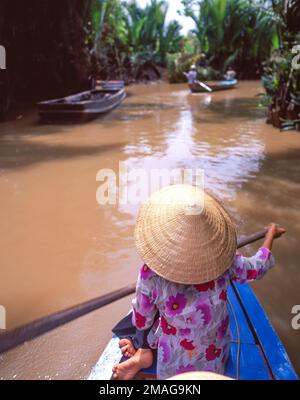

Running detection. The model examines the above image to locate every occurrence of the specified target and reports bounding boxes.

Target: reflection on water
[0,82,300,378]
[121,89,265,213]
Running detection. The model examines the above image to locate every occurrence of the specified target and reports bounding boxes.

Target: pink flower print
[185,314,200,326]
[176,364,196,375]
[180,339,195,350]
[152,318,159,332]
[149,338,158,349]
[217,276,226,288]
[217,316,230,340]
[152,287,158,300]
[205,344,221,361]
[140,264,154,280]
[179,328,191,336]
[133,308,146,328]
[257,267,265,278]
[219,290,227,302]
[247,269,258,280]
[235,266,244,276]
[233,275,246,283]
[259,247,270,261]
[165,293,187,316]
[234,255,244,271]
[160,337,171,363]
[194,280,215,292]
[140,293,153,312]
[196,302,212,325]
[161,316,177,335]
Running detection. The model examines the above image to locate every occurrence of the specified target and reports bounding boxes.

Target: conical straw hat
[134,185,237,284]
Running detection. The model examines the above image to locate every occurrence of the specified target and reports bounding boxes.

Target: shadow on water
[121,102,177,110]
[105,110,154,123]
[191,97,265,123]
[103,102,182,123]
[0,139,123,170]
[259,147,300,185]
[0,115,88,137]
[34,106,129,126]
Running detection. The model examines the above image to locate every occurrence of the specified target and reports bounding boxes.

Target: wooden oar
[183,72,212,93]
[195,80,213,93]
[0,229,268,354]
[236,229,268,249]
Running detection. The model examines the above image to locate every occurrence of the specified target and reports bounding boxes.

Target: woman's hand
[265,223,286,239]
[261,223,286,250]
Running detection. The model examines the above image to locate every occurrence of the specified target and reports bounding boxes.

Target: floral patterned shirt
[132,247,275,379]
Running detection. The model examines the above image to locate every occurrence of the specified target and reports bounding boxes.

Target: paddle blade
[197,80,213,92]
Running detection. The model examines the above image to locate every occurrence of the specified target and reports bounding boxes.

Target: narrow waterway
[0,81,299,379]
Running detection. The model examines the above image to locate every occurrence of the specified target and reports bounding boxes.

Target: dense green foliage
[88,0,183,80]
[0,0,299,122]
[259,0,300,130]
[0,0,183,116]
[90,0,285,82]
[0,0,91,110]
[175,0,280,79]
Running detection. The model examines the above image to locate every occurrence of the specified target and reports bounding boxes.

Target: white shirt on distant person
[187,70,197,84]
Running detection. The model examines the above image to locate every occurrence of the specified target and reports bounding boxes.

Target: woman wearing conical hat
[112,185,285,380]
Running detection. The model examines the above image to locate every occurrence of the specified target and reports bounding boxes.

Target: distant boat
[191,79,238,93]
[96,80,125,91]
[37,88,126,122]
[89,281,298,380]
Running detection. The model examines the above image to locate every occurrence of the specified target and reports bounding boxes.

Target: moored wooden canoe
[37,88,126,122]
[191,79,238,93]
[89,281,298,380]
[97,80,125,91]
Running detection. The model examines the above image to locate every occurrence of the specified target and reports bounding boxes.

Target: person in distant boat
[112,185,286,380]
[225,67,236,81]
[187,64,197,88]
[199,53,208,68]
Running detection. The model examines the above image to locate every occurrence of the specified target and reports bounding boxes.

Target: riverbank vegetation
[169,0,281,82]
[87,0,183,81]
[0,0,299,128]
[260,0,300,130]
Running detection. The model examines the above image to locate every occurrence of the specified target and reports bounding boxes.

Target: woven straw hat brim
[134,185,237,284]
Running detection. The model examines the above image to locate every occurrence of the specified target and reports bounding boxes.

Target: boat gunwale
[37,90,126,120]
[38,89,125,107]
[38,92,126,115]
[89,282,298,381]
[191,79,237,93]
[232,282,298,381]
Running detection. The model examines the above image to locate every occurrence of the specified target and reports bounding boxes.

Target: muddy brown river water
[0,81,299,379]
